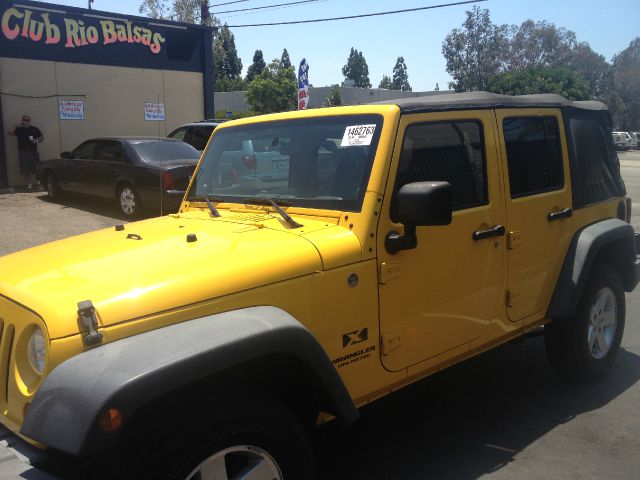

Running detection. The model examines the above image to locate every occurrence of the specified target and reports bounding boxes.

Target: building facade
[0,0,215,187]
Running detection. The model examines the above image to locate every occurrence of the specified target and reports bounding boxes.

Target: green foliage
[246,60,297,114]
[487,66,591,100]
[379,75,392,89]
[342,48,372,88]
[213,24,243,91]
[281,49,292,69]
[139,0,219,26]
[246,50,266,83]
[213,110,256,120]
[392,56,412,91]
[324,85,342,107]
[608,37,640,130]
[442,7,509,91]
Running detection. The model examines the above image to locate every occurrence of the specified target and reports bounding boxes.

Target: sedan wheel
[118,185,140,217]
[185,445,283,480]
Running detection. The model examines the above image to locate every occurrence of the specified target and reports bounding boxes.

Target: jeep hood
[0,213,360,339]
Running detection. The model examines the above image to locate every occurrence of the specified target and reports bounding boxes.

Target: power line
[211,0,252,6]
[213,0,321,15]
[227,0,487,28]
[218,0,328,19]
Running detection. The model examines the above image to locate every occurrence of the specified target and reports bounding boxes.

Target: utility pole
[200,2,210,25]
[88,0,93,10]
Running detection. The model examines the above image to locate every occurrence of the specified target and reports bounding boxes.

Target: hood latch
[77,300,103,346]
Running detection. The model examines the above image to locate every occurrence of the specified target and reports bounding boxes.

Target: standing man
[8,115,43,189]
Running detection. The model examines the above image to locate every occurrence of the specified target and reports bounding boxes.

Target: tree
[246,59,297,114]
[342,48,372,88]
[281,48,292,69]
[608,37,640,130]
[392,56,412,91]
[246,50,266,83]
[487,66,591,100]
[442,7,509,91]
[139,0,218,26]
[567,42,611,99]
[505,20,577,71]
[379,75,392,89]
[213,24,243,91]
[324,85,342,107]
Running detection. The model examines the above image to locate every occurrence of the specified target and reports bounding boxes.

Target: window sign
[144,102,165,121]
[59,99,84,120]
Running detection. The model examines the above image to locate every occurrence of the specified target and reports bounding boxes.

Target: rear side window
[394,120,487,214]
[564,110,626,208]
[168,127,187,141]
[503,117,563,198]
[184,126,215,151]
[95,141,123,162]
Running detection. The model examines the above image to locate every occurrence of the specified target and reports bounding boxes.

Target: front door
[495,109,575,324]
[378,111,508,372]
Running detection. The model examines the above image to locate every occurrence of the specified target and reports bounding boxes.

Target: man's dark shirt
[14,126,42,152]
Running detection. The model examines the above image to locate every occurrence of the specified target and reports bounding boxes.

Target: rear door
[496,109,575,324]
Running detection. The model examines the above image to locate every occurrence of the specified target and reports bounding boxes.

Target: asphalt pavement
[0,151,639,479]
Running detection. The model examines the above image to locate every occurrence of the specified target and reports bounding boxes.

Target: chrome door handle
[548,208,573,221]
[472,225,505,241]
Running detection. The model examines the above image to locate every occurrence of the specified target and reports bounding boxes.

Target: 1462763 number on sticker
[341,124,377,147]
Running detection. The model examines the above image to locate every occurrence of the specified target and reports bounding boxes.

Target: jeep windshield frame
[186,114,384,213]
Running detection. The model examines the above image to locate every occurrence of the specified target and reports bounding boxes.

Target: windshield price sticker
[341,124,376,147]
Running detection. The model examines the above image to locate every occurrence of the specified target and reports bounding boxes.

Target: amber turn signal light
[99,408,124,432]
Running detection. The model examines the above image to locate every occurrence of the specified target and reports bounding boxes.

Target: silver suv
[168,120,227,152]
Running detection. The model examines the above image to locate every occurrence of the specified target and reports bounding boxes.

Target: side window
[394,120,487,214]
[95,141,123,162]
[72,141,98,159]
[168,127,187,141]
[503,117,563,198]
[184,126,214,151]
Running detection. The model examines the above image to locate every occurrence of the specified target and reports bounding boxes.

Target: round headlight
[27,327,46,375]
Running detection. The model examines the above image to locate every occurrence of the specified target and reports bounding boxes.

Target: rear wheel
[118,184,141,218]
[45,172,61,200]
[545,263,625,380]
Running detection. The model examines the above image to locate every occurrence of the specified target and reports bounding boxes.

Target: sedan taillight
[162,171,176,189]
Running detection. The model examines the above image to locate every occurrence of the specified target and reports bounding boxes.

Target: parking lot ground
[0,151,639,479]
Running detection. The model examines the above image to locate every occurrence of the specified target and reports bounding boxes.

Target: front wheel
[45,172,62,200]
[545,263,625,380]
[172,391,315,480]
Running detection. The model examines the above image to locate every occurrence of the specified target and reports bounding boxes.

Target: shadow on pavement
[34,193,162,221]
[315,336,640,479]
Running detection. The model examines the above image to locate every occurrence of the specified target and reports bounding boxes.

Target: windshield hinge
[77,300,103,346]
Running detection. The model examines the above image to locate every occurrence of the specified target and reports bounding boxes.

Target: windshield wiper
[192,194,221,218]
[242,197,303,229]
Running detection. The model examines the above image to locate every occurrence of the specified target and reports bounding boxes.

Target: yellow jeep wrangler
[0,92,638,479]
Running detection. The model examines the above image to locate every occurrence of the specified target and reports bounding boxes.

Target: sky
[45,0,640,92]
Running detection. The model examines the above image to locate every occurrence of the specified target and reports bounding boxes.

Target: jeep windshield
[186,114,383,212]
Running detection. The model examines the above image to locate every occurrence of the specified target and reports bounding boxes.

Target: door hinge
[507,231,523,250]
[378,261,401,284]
[381,333,404,356]
[506,289,521,307]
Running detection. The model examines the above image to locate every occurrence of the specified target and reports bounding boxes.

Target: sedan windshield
[187,114,383,212]
[133,141,201,163]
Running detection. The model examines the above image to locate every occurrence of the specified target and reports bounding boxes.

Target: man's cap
[21,115,31,122]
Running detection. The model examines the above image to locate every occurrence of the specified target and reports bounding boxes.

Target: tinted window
[95,141,123,162]
[503,117,563,198]
[394,120,487,212]
[72,141,98,159]
[132,141,200,163]
[184,126,215,151]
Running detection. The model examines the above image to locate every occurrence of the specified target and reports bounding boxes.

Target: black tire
[117,184,141,218]
[111,388,316,480]
[45,172,62,200]
[545,263,625,380]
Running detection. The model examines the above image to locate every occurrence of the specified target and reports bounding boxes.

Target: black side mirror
[61,151,72,159]
[385,181,452,255]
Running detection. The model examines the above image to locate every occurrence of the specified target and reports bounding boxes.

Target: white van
[612,131,633,150]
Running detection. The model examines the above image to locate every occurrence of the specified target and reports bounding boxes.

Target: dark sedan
[37,137,200,217]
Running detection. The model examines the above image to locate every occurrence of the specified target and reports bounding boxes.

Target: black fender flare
[547,218,639,320]
[21,306,358,456]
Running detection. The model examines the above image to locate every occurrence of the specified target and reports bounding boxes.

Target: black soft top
[376,91,608,113]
